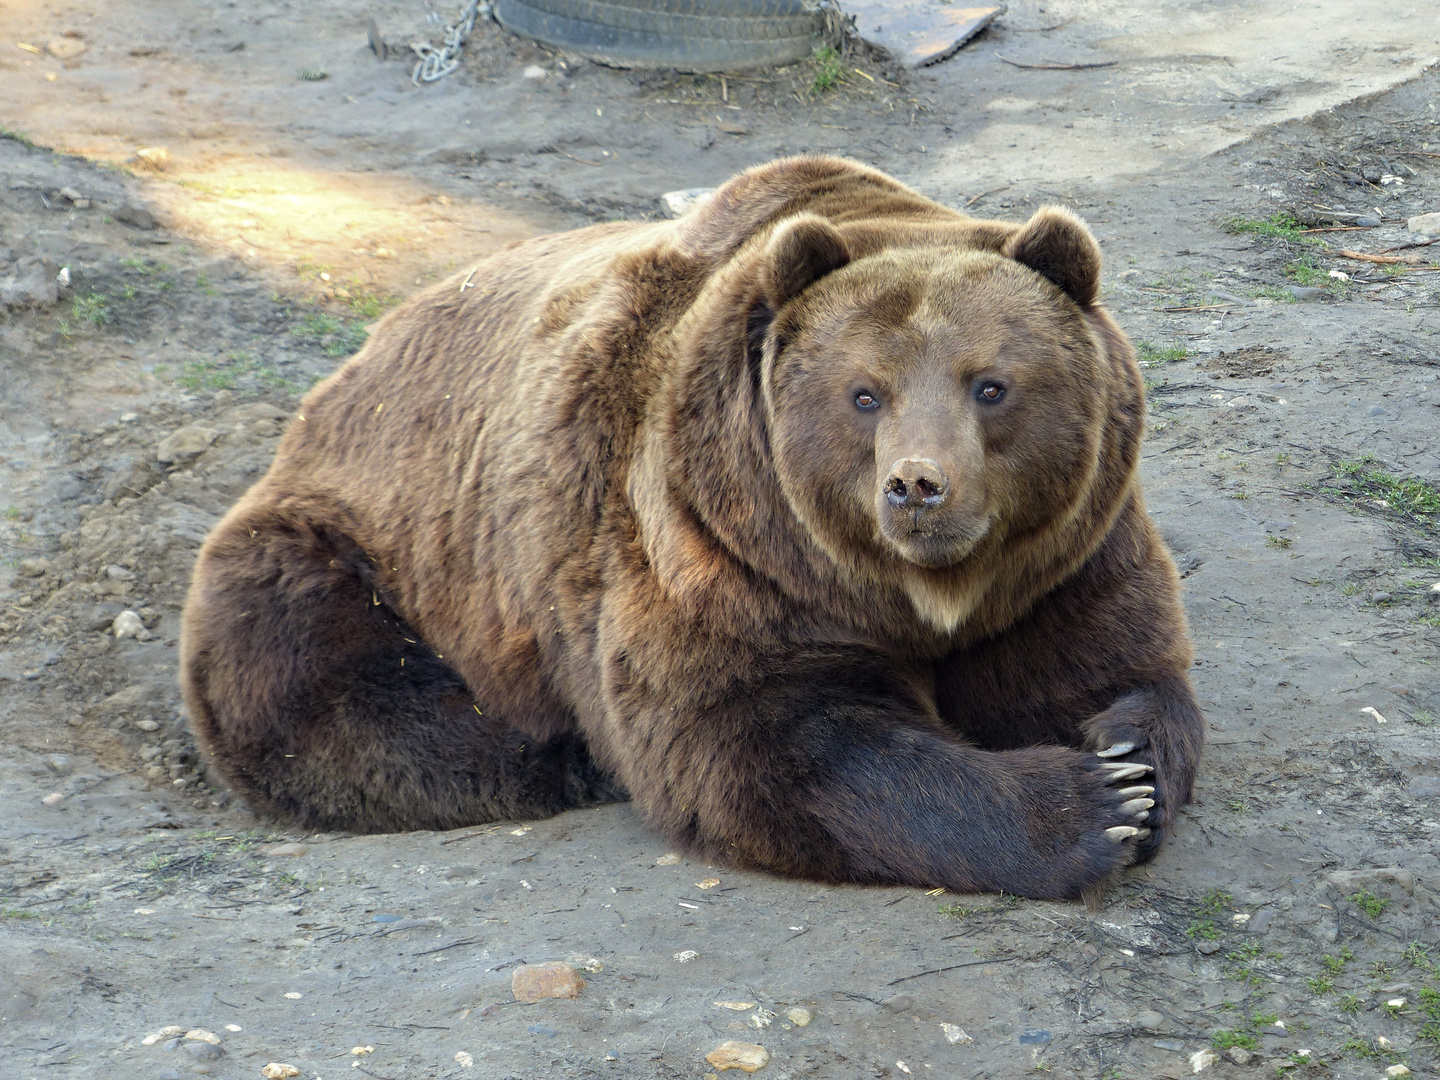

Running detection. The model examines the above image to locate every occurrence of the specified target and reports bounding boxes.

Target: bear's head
[751,208,1141,629]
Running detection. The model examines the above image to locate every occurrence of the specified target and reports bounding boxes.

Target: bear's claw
[1115,785,1154,800]
[1095,741,1136,758]
[1105,825,1142,843]
[1119,797,1155,817]
[1098,761,1152,781]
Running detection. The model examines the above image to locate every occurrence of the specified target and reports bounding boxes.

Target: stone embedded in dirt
[1325,867,1414,896]
[111,610,146,639]
[1222,1046,1252,1065]
[1406,212,1440,236]
[747,1007,776,1029]
[261,1066,300,1079]
[1135,1010,1165,1030]
[114,201,156,229]
[17,557,51,577]
[705,1041,769,1073]
[882,994,913,1012]
[785,1007,813,1027]
[1018,1029,1051,1045]
[45,754,73,775]
[1285,285,1326,299]
[82,603,126,631]
[672,950,699,962]
[47,37,86,60]
[183,1040,222,1061]
[1247,909,1277,934]
[1153,1038,1185,1052]
[455,1050,475,1067]
[938,1023,972,1044]
[156,424,220,464]
[185,1029,221,1045]
[523,64,546,79]
[660,188,714,219]
[1387,1064,1412,1077]
[133,146,170,170]
[141,1026,185,1046]
[510,961,584,1002]
[1189,1048,1219,1072]
[655,853,681,865]
[0,256,60,310]
[41,792,65,806]
[263,842,310,857]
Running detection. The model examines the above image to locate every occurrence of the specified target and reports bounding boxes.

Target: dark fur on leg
[181,511,622,832]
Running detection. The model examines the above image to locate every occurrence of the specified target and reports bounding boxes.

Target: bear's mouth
[880,518,989,569]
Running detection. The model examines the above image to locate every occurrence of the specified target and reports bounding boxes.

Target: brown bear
[180,156,1204,900]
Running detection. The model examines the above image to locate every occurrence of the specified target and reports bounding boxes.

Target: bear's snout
[884,458,949,513]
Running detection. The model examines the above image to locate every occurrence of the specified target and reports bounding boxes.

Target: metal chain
[411,0,489,85]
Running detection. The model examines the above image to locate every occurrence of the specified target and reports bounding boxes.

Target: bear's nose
[884,458,949,511]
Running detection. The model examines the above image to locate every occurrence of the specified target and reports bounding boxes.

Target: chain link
[411,0,489,85]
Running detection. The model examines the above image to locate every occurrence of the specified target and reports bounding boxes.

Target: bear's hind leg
[181,511,619,832]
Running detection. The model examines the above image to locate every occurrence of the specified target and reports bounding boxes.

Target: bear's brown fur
[180,156,1204,900]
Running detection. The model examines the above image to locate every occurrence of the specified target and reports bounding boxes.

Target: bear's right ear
[759,213,851,310]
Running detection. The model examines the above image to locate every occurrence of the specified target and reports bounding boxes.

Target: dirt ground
[2,1,1440,1077]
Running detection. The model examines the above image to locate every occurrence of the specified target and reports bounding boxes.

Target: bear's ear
[1002,206,1101,306]
[759,213,851,310]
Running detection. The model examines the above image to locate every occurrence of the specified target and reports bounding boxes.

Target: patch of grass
[120,256,154,274]
[1187,918,1222,940]
[1276,451,1290,465]
[72,293,108,327]
[1136,340,1188,365]
[1,906,38,919]
[3,506,22,521]
[1266,535,1293,549]
[118,285,137,301]
[810,45,845,95]
[1196,889,1233,916]
[339,285,399,320]
[1337,992,1363,1014]
[1321,946,1355,975]
[1229,490,1249,500]
[1349,889,1391,920]
[1223,212,1316,243]
[1334,456,1440,522]
[1211,1029,1259,1052]
[1224,798,1249,812]
[297,68,328,81]
[197,272,218,297]
[174,360,237,392]
[1341,1036,1379,1058]
[292,312,368,357]
[938,902,973,918]
[1283,253,1333,287]
[0,126,37,148]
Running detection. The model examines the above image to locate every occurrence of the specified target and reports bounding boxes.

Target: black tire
[493,0,832,72]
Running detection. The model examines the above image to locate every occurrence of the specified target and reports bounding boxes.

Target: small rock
[1018,1029,1051,1045]
[1353,215,1382,227]
[1222,1046,1252,1065]
[527,1023,558,1037]
[655,853,681,865]
[83,603,126,631]
[938,1023,972,1044]
[261,1066,301,1080]
[41,792,65,806]
[112,610,146,639]
[1153,1038,1185,1052]
[1325,867,1414,896]
[1388,684,1411,696]
[183,1040,222,1062]
[45,754,73,775]
[184,1030,221,1045]
[141,1026,185,1045]
[882,993,913,1012]
[351,1047,374,1056]
[0,256,60,310]
[1387,1064,1411,1077]
[785,1007,813,1027]
[162,1037,182,1051]
[114,202,157,230]
[263,842,310,857]
[672,950,699,962]
[1247,909,1276,934]
[716,119,749,136]
[660,187,715,219]
[156,424,219,464]
[1407,212,1440,237]
[747,1007,776,1029]
[17,557,51,577]
[511,961,584,1002]
[135,719,160,732]
[106,564,136,581]
[705,1041,769,1073]
[133,146,170,170]
[1190,1048,1219,1073]
[455,1050,474,1067]
[1285,286,1326,299]
[1367,405,1387,417]
[47,37,86,60]
[1135,1010,1165,1031]
[523,64,546,79]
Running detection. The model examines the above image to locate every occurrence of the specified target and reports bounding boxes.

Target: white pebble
[41,792,65,806]
[939,1022,973,1044]
[284,991,303,999]
[672,950,698,962]
[111,610,145,639]
[522,65,546,80]
[455,1050,474,1067]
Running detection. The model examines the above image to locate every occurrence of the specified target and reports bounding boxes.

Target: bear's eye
[854,391,881,411]
[976,382,1006,404]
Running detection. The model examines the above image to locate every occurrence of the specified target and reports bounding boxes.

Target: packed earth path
[2,1,1440,1078]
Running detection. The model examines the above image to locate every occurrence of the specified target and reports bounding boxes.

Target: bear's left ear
[759,213,852,309]
[1002,206,1101,306]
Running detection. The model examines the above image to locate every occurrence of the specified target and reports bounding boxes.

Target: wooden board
[844,2,1005,68]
